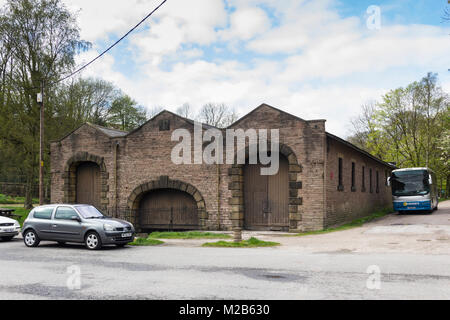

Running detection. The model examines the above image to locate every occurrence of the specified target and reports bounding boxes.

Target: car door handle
[52,224,58,228]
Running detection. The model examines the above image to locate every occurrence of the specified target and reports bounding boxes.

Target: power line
[48,0,168,87]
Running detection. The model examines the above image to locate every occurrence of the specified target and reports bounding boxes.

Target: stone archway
[228,143,303,232]
[63,152,109,210]
[127,176,208,231]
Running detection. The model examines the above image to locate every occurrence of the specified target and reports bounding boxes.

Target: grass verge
[291,207,394,237]
[202,237,280,248]
[148,231,232,239]
[0,194,38,205]
[129,237,164,246]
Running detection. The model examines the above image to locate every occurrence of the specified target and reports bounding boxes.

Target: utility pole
[37,81,44,205]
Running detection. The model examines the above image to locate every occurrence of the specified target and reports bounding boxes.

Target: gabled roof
[126,109,219,136]
[52,123,127,143]
[90,124,128,137]
[228,103,318,128]
[230,103,394,169]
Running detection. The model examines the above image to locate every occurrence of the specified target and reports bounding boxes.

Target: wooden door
[139,189,198,230]
[244,163,269,229]
[244,155,289,230]
[76,162,101,208]
[267,155,289,230]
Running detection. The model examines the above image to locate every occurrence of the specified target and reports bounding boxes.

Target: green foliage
[0,1,147,202]
[202,237,281,248]
[148,231,232,239]
[108,95,147,131]
[129,237,164,246]
[0,194,38,204]
[349,73,450,196]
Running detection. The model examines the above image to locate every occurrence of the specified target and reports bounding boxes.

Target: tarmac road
[0,201,449,300]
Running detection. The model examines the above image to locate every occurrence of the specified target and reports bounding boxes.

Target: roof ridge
[88,122,128,133]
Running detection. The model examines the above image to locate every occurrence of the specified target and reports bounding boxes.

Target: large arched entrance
[139,189,198,230]
[243,154,289,231]
[127,176,208,231]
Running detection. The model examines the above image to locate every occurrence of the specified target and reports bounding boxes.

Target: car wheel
[1,236,14,242]
[85,232,102,250]
[24,230,40,247]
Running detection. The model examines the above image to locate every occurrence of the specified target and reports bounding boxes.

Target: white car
[0,216,21,241]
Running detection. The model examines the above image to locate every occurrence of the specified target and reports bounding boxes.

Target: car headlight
[14,221,20,228]
[103,223,115,231]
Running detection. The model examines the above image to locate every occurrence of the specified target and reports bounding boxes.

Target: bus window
[390,170,430,197]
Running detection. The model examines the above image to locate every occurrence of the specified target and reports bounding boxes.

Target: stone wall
[112,112,224,230]
[325,135,393,227]
[50,124,115,210]
[228,105,326,232]
[50,104,394,233]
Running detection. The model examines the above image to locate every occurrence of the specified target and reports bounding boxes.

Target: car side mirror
[71,215,81,222]
[387,177,391,187]
[428,175,433,185]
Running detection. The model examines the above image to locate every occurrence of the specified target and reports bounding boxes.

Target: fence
[0,182,40,198]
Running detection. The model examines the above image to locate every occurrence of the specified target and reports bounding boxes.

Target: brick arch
[63,152,109,209]
[127,176,208,230]
[228,143,303,232]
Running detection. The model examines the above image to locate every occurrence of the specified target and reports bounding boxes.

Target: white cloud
[3,0,444,137]
[220,7,271,41]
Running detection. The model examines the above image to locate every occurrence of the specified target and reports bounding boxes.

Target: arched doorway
[243,154,289,231]
[63,152,108,210]
[76,162,101,208]
[139,189,198,230]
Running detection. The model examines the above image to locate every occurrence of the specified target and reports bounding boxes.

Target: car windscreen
[390,170,430,196]
[75,206,104,219]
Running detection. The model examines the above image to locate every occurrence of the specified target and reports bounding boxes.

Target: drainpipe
[217,163,221,231]
[114,141,119,217]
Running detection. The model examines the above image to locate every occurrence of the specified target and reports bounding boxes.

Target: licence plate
[4,228,14,233]
[122,233,132,238]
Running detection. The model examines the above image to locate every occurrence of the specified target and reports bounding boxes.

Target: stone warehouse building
[50,104,395,232]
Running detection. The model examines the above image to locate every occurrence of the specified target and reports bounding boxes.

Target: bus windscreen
[391,170,430,197]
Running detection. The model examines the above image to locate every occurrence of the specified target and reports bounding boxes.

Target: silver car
[22,204,135,250]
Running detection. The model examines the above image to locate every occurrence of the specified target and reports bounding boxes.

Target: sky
[7,0,450,137]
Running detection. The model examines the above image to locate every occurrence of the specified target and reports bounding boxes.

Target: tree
[146,106,164,119]
[348,101,390,161]
[349,73,450,196]
[108,95,147,131]
[0,0,89,208]
[197,103,239,128]
[176,103,193,119]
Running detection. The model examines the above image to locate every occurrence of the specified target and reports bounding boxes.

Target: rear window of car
[54,207,79,220]
[33,207,54,220]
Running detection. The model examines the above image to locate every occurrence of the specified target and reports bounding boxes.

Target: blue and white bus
[388,167,439,213]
